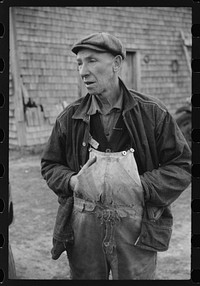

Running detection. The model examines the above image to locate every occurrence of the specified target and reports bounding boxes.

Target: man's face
[76,49,116,95]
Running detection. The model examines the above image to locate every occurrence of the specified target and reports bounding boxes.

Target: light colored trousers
[68,148,157,280]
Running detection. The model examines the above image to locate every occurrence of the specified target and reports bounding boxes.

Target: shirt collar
[72,78,137,122]
[87,88,123,116]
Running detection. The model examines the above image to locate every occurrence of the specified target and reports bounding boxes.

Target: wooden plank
[30,108,38,126]
[25,109,34,126]
[9,8,24,122]
[25,107,45,126]
[180,30,191,75]
[9,8,27,146]
[37,106,44,125]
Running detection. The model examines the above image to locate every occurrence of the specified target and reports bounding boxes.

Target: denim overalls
[68,148,157,280]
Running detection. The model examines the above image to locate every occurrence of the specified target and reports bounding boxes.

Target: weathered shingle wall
[10,7,191,148]
[9,71,17,146]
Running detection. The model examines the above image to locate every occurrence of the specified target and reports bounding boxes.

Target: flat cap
[71,32,126,59]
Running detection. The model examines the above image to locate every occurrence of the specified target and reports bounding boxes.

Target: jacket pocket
[135,206,173,252]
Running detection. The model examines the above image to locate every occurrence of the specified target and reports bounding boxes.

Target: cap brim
[71,44,110,55]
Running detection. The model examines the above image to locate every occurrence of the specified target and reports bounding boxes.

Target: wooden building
[9,6,192,150]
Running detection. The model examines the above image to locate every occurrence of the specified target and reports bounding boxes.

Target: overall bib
[68,148,157,280]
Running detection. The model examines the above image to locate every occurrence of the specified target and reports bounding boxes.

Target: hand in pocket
[69,156,97,192]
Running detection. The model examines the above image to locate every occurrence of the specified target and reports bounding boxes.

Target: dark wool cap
[71,32,126,59]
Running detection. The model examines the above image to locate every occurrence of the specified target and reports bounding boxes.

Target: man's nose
[79,63,90,77]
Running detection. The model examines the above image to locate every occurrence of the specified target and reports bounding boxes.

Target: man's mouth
[84,81,95,87]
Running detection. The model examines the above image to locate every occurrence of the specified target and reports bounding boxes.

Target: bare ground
[9,153,191,280]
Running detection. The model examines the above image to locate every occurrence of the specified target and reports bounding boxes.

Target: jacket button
[82,142,86,147]
[130,148,134,153]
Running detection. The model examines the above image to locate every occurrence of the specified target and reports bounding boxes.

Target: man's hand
[69,156,97,191]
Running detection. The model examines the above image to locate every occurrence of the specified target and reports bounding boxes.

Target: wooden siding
[9,7,192,148]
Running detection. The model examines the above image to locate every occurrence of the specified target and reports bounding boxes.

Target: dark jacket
[41,78,191,252]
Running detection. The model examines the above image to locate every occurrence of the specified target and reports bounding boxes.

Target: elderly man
[41,32,191,280]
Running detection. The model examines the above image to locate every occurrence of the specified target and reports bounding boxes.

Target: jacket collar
[72,77,137,122]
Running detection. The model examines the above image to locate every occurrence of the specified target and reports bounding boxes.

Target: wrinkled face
[76,49,116,95]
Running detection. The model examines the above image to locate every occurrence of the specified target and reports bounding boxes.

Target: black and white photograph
[9,6,191,280]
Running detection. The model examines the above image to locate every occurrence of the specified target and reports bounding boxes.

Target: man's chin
[86,87,97,95]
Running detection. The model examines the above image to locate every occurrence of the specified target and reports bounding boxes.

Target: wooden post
[180,30,191,75]
[9,7,27,146]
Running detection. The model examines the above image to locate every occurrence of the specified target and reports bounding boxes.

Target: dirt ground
[9,152,191,280]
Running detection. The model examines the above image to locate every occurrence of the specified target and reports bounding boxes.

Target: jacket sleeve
[41,119,76,198]
[140,111,191,207]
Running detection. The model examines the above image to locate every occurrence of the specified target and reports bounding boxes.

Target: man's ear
[113,55,123,72]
